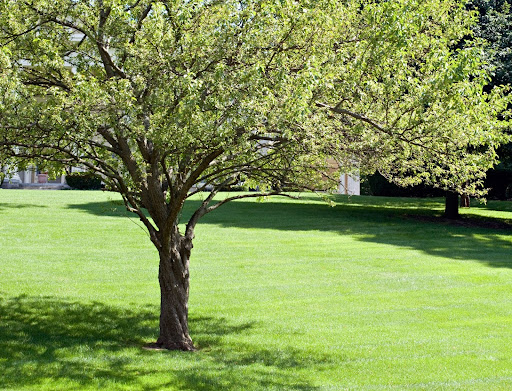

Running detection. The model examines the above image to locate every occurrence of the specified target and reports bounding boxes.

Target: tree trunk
[153,236,195,351]
[460,193,470,208]
[444,191,460,219]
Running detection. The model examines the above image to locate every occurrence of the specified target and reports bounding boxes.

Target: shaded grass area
[0,295,155,388]
[0,295,318,391]
[1,190,512,390]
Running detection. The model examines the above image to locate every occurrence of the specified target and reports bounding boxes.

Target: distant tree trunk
[153,232,195,351]
[444,191,460,219]
[460,193,470,208]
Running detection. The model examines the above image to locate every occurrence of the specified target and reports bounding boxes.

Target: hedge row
[66,172,102,190]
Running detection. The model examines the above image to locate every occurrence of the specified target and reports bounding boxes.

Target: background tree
[470,0,512,89]
[470,0,512,200]
[0,0,509,350]
[355,0,512,217]
[320,0,510,219]
[0,47,20,185]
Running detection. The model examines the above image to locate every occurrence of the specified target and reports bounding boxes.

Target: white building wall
[338,172,360,195]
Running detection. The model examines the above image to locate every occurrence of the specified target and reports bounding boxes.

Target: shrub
[363,173,444,197]
[65,172,102,190]
[485,168,512,200]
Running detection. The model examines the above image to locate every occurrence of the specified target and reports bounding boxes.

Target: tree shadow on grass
[191,197,512,270]
[0,202,48,211]
[207,199,512,269]
[64,196,512,269]
[0,295,322,390]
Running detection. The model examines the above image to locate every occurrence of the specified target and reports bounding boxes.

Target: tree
[429,0,512,218]
[470,0,512,199]
[470,0,512,89]
[0,0,509,350]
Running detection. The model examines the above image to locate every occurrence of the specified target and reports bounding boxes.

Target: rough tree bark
[151,228,195,351]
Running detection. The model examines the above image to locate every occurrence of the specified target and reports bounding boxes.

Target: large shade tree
[470,0,512,89]
[442,0,512,216]
[471,0,512,196]
[0,0,509,350]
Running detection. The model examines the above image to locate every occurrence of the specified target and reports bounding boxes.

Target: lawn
[1,190,512,390]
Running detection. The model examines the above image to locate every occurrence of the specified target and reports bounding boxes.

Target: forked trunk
[153,237,195,351]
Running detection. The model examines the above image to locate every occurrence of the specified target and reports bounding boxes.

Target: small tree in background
[471,0,512,200]
[0,0,509,350]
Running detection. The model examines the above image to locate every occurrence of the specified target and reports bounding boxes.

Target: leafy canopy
[0,0,509,225]
[469,0,512,168]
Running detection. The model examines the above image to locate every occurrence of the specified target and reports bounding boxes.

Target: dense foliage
[472,0,512,197]
[470,0,512,89]
[0,0,509,199]
[65,172,103,190]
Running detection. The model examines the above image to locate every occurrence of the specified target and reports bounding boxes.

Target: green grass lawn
[1,190,512,390]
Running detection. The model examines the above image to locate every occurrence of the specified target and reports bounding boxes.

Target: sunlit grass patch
[1,190,512,390]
